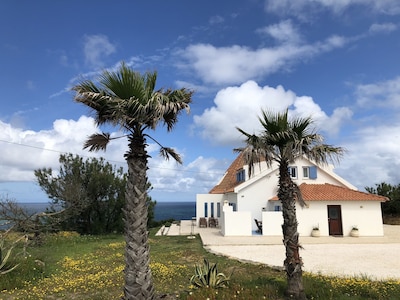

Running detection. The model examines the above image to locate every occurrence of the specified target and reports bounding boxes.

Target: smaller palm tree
[236,109,344,299]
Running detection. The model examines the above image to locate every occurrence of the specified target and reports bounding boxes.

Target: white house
[196,153,387,237]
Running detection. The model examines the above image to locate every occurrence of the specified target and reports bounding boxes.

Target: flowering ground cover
[1,229,399,299]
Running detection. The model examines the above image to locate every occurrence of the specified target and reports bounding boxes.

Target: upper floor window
[288,166,297,179]
[302,166,317,179]
[236,169,245,182]
[303,167,310,178]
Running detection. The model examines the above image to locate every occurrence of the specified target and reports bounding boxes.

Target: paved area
[156,222,400,280]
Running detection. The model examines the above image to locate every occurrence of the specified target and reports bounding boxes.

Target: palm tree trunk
[279,161,307,300]
[123,134,154,300]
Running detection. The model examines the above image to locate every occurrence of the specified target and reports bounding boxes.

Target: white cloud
[256,19,302,44]
[178,34,347,86]
[26,80,35,90]
[355,76,400,108]
[292,96,353,135]
[83,34,116,68]
[0,116,224,201]
[265,0,400,16]
[336,123,400,190]
[148,155,227,196]
[0,116,128,182]
[369,23,398,34]
[193,81,352,146]
[209,15,224,25]
[175,80,214,95]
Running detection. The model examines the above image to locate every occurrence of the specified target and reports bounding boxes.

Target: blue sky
[1,0,400,203]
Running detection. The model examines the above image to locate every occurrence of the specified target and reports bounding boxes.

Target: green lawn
[1,229,399,299]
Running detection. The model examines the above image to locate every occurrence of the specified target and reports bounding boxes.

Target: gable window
[303,166,317,179]
[288,166,297,179]
[303,167,309,178]
[236,169,245,182]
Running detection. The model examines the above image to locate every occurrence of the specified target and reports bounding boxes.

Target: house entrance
[327,205,343,236]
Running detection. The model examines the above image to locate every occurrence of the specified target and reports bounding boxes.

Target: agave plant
[190,258,230,288]
[0,232,20,275]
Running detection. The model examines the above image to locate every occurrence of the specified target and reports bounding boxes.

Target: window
[288,166,297,179]
[274,205,281,211]
[204,203,208,218]
[217,202,221,218]
[303,167,309,178]
[210,202,214,218]
[236,169,245,182]
[303,166,317,179]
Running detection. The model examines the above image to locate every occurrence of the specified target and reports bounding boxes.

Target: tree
[0,195,55,244]
[72,62,193,300]
[236,109,344,299]
[145,183,157,228]
[35,154,127,234]
[366,182,400,216]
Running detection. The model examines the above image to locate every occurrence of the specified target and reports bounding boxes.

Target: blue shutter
[309,166,317,179]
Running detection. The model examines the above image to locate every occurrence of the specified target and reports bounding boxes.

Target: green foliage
[190,258,230,289]
[0,196,49,240]
[0,232,399,299]
[145,183,157,228]
[366,182,400,215]
[0,242,18,275]
[35,153,127,234]
[0,231,26,275]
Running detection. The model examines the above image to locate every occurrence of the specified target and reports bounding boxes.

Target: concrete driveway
[174,222,400,280]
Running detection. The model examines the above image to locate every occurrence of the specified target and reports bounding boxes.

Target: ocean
[13,201,196,222]
[154,202,196,221]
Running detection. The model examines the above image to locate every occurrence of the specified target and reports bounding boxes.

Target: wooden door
[327,205,343,236]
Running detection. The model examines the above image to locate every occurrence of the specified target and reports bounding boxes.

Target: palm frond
[293,182,307,208]
[159,147,182,164]
[237,107,344,176]
[306,144,346,165]
[83,133,111,152]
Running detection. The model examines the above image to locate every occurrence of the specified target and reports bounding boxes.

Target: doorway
[327,205,343,236]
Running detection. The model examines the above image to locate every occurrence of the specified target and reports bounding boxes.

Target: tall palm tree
[72,62,193,300]
[236,109,344,299]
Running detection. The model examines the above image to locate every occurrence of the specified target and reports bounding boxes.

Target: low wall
[262,211,282,235]
[222,208,252,236]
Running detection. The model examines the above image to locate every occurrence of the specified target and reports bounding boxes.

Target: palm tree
[236,109,344,299]
[72,62,193,300]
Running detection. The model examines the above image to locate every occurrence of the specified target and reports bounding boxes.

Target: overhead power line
[0,139,226,176]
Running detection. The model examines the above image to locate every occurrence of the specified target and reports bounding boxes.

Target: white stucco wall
[195,194,224,226]
[221,204,252,236]
[263,201,384,237]
[262,211,283,235]
[236,175,279,231]
[338,201,384,236]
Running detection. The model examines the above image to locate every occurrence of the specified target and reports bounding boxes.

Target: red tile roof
[271,183,388,202]
[209,153,244,194]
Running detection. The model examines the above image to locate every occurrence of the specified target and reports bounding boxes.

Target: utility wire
[0,139,227,176]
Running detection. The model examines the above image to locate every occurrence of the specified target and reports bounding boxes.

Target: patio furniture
[199,217,207,228]
[208,217,217,228]
[254,218,263,233]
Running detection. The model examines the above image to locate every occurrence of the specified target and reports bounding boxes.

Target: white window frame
[289,166,297,179]
[303,166,309,178]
